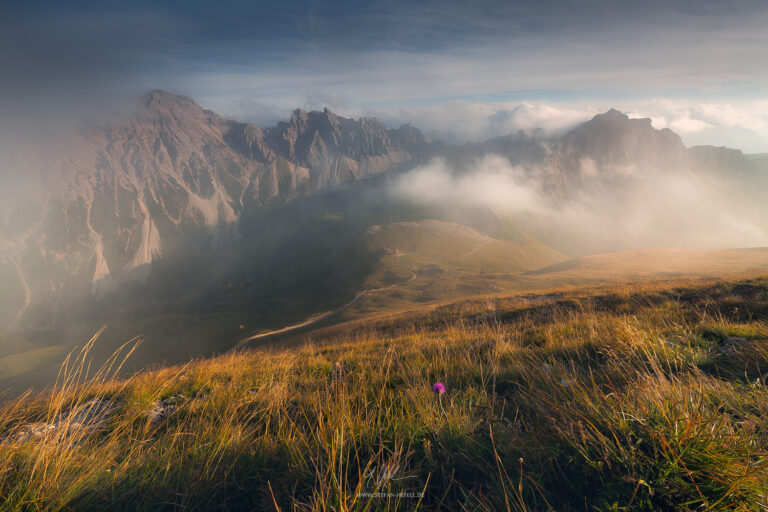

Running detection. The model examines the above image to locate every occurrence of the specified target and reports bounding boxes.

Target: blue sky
[2,1,768,150]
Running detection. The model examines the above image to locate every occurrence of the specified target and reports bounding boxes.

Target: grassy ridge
[1,277,768,510]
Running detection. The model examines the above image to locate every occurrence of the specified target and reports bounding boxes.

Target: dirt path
[232,272,418,350]
[459,240,493,258]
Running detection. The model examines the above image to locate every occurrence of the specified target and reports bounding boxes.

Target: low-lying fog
[392,154,768,254]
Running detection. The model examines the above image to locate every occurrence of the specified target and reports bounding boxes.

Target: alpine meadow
[2,1,768,510]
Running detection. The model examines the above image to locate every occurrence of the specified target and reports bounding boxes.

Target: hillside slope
[1,276,767,510]
[229,219,567,347]
[347,219,566,315]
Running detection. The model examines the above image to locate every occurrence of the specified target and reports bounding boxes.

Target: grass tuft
[1,277,768,510]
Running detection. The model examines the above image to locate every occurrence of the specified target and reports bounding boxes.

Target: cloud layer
[1,1,768,153]
[320,99,768,152]
[392,155,768,254]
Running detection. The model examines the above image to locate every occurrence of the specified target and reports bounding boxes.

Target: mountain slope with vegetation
[1,276,768,510]
[2,91,768,395]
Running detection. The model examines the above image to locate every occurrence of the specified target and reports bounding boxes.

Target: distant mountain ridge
[0,91,764,330]
[0,90,432,327]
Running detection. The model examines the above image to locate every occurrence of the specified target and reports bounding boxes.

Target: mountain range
[1,90,767,386]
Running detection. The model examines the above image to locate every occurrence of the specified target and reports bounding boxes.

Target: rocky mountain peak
[141,90,203,114]
[390,123,430,147]
[579,108,650,138]
[322,107,338,121]
[289,108,309,127]
[538,109,691,199]
[560,108,687,166]
[597,108,631,121]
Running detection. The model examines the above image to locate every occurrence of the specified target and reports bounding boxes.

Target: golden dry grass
[1,275,768,510]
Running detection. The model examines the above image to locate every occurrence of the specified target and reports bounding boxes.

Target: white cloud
[393,154,768,253]
[486,103,597,136]
[205,87,768,153]
[694,103,766,131]
[355,102,596,143]
[391,155,544,214]
[626,99,768,151]
[668,116,713,133]
[214,98,286,126]
[366,99,768,152]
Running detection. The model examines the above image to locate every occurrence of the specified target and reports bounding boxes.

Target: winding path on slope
[458,239,494,259]
[232,271,418,350]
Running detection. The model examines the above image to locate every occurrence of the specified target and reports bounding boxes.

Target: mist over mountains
[0,90,429,328]
[0,90,766,363]
[395,109,768,254]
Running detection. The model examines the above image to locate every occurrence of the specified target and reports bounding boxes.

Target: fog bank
[392,155,768,254]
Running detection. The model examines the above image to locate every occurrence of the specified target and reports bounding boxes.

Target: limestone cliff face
[262,108,419,188]
[0,91,429,326]
[543,109,691,200]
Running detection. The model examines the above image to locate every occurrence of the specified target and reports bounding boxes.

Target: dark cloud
[0,7,156,132]
[6,0,767,73]
[1,1,767,146]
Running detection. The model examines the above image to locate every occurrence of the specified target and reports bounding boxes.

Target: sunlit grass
[1,277,768,510]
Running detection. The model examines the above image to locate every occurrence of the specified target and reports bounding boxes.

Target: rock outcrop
[5,399,117,443]
[0,91,430,327]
